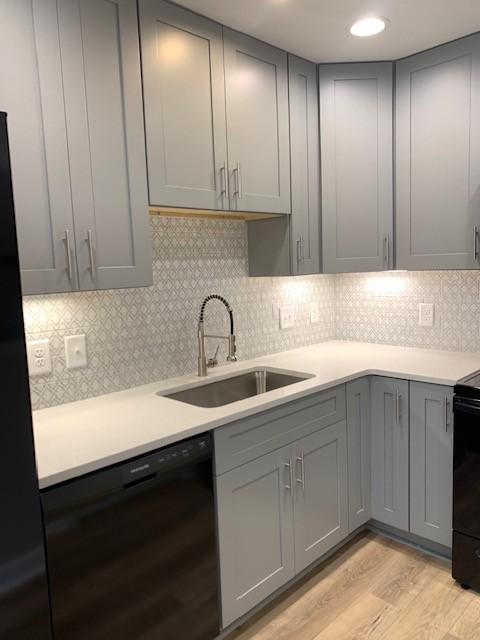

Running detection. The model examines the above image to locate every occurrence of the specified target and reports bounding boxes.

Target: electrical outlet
[279,305,295,330]
[27,339,52,377]
[418,303,434,327]
[310,302,320,324]
[65,334,87,370]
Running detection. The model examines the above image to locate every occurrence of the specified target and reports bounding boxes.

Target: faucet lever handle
[207,344,220,368]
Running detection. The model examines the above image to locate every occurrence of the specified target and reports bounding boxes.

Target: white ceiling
[174,0,480,62]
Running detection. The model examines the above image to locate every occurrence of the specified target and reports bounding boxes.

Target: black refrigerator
[0,112,52,639]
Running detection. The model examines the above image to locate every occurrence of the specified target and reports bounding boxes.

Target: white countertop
[33,340,480,489]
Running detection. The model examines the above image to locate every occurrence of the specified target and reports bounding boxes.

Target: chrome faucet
[197,295,237,377]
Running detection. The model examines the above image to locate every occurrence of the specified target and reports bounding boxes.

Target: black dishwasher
[41,433,220,640]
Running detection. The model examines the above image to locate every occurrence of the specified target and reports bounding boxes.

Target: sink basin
[160,368,312,408]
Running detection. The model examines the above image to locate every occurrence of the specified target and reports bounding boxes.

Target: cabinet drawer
[214,386,346,475]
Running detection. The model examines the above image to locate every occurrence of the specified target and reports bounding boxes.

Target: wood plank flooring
[229,531,480,640]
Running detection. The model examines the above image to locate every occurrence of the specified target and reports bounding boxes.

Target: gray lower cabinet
[216,445,295,627]
[396,33,480,269]
[293,422,349,573]
[410,382,454,547]
[0,0,77,294]
[223,28,291,214]
[139,0,228,211]
[371,377,409,531]
[319,63,393,273]
[346,378,371,531]
[59,0,151,290]
[247,55,320,276]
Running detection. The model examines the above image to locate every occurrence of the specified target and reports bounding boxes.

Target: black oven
[453,372,480,589]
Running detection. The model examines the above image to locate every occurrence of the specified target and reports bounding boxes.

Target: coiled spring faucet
[197,294,237,377]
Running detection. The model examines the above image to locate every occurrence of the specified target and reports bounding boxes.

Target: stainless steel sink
[160,368,312,408]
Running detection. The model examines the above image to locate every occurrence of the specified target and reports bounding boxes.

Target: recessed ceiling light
[350,17,387,37]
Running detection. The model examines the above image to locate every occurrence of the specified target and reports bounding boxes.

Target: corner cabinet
[319,63,393,273]
[410,382,454,547]
[2,0,152,295]
[247,55,320,276]
[396,34,480,269]
[370,377,409,530]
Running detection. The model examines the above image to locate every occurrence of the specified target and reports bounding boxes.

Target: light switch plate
[279,305,295,330]
[65,334,87,370]
[27,339,52,377]
[418,303,434,327]
[310,302,320,324]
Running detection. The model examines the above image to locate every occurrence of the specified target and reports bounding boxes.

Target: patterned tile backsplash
[23,217,335,410]
[24,217,480,410]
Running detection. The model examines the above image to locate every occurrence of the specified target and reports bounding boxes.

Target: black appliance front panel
[42,442,219,640]
[453,397,480,539]
[0,112,52,640]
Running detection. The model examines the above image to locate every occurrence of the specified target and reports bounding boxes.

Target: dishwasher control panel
[122,433,212,483]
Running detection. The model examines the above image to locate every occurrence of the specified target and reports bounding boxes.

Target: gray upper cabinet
[223,29,291,214]
[0,0,77,295]
[396,34,480,270]
[346,378,371,532]
[59,0,151,290]
[410,382,453,548]
[216,445,295,628]
[289,55,321,275]
[319,63,393,273]
[293,422,348,573]
[139,0,228,211]
[371,377,409,531]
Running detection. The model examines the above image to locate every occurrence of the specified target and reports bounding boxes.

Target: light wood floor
[229,531,480,640]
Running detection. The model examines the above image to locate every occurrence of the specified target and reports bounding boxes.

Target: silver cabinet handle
[474,226,478,261]
[86,229,96,278]
[296,238,302,265]
[295,452,305,490]
[284,459,293,494]
[396,390,402,425]
[445,396,450,433]
[219,162,228,206]
[383,234,390,268]
[64,229,73,283]
[233,161,243,199]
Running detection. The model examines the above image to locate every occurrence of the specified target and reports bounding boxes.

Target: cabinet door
[410,382,453,547]
[320,63,393,273]
[139,0,228,211]
[396,34,480,269]
[216,446,295,627]
[289,55,320,275]
[293,422,349,573]
[0,0,77,294]
[371,377,409,531]
[346,378,371,531]
[224,29,290,214]
[59,0,152,290]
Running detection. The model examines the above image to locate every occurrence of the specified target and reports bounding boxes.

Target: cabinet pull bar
[396,390,402,425]
[87,229,96,278]
[296,238,302,266]
[284,460,293,494]
[64,229,73,283]
[219,162,228,200]
[383,234,390,268]
[445,397,450,433]
[233,161,243,199]
[295,453,305,490]
[474,226,478,261]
